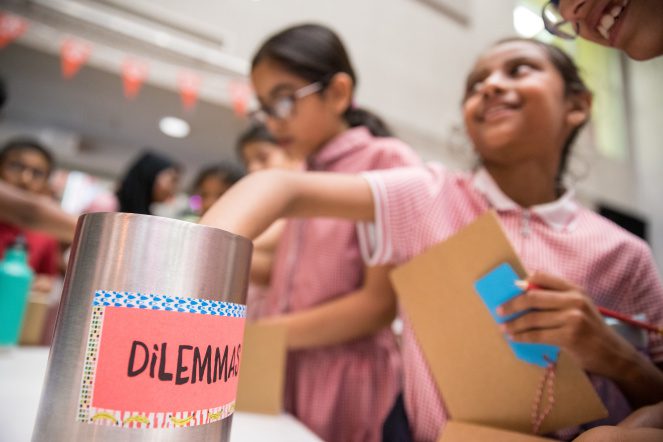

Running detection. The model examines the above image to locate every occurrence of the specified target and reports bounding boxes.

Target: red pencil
[596,306,663,335]
[515,280,663,335]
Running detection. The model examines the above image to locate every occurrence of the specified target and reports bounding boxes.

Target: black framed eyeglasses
[250,81,324,123]
[2,159,49,182]
[542,0,578,40]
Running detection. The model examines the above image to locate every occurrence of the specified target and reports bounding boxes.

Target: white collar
[471,168,580,232]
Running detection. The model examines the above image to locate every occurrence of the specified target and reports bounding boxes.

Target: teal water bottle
[0,234,34,345]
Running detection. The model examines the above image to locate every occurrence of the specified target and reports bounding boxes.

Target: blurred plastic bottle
[0,235,34,345]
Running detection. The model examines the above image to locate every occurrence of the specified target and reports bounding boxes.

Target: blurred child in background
[237,123,302,173]
[236,123,301,313]
[116,149,181,215]
[191,161,244,217]
[0,139,62,281]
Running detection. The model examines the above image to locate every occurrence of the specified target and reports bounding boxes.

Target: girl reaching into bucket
[221,24,422,442]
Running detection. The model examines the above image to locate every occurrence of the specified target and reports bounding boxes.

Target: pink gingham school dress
[259,126,422,441]
[357,164,663,441]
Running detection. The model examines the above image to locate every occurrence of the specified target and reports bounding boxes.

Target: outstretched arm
[200,169,396,349]
[0,181,77,243]
[199,169,374,238]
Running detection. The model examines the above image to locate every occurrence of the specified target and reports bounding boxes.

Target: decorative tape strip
[92,290,246,317]
[77,306,105,421]
[85,401,236,429]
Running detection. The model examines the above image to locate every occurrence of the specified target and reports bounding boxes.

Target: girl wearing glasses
[203,38,663,440]
[543,0,663,61]
[240,24,421,441]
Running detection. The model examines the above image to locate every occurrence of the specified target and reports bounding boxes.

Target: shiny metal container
[32,212,252,441]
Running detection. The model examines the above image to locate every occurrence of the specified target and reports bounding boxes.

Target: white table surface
[0,347,321,442]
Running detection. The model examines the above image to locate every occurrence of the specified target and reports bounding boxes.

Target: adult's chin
[624,41,663,61]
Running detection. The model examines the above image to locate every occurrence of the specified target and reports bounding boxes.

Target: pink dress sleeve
[357,163,449,266]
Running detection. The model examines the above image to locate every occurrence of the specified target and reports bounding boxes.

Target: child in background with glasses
[238,23,421,442]
[0,79,76,244]
[543,0,663,61]
[202,37,663,441]
[0,138,62,280]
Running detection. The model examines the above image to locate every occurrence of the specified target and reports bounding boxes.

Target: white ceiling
[0,0,249,181]
[0,42,246,179]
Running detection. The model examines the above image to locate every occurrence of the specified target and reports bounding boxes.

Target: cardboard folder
[235,323,287,415]
[390,211,607,438]
[19,293,50,345]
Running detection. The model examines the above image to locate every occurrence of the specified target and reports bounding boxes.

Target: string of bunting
[61,38,92,79]
[0,10,251,115]
[0,11,27,48]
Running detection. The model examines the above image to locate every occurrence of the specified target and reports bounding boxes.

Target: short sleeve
[356,163,448,266]
[367,138,422,170]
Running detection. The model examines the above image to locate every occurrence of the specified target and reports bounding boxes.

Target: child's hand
[498,272,639,378]
[619,401,663,429]
[572,402,663,441]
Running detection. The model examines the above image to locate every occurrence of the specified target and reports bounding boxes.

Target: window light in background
[56,170,116,215]
[513,5,545,38]
[159,116,190,138]
[514,0,629,162]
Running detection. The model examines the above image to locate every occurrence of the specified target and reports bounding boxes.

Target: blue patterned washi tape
[92,291,246,318]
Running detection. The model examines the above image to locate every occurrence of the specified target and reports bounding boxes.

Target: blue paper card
[474,263,559,367]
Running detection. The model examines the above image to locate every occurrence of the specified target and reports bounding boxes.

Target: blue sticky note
[474,263,559,367]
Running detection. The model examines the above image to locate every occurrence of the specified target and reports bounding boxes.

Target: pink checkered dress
[258,127,422,442]
[357,164,663,441]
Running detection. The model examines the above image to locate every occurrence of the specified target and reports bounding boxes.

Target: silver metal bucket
[32,213,252,441]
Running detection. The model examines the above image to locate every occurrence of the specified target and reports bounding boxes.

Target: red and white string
[531,355,557,434]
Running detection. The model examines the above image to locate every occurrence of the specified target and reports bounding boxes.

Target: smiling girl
[543,0,663,60]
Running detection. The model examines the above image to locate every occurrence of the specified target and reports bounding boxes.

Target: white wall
[629,57,663,271]
[569,55,663,273]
